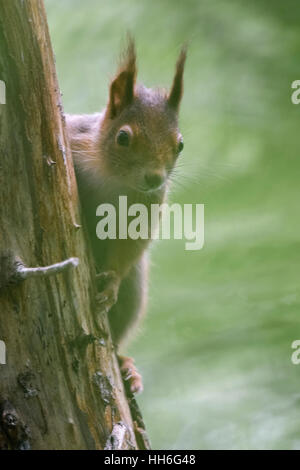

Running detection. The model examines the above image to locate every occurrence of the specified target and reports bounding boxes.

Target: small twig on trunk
[15,257,79,280]
[0,250,79,289]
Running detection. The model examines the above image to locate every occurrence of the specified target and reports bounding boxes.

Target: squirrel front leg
[96,246,148,395]
[109,255,148,394]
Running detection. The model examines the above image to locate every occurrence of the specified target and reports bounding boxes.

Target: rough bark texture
[0,0,148,450]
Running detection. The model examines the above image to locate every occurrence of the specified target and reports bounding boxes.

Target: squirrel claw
[119,355,143,395]
[96,270,119,313]
[96,290,117,313]
[96,294,108,304]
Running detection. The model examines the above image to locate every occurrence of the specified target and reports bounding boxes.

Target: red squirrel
[66,39,186,393]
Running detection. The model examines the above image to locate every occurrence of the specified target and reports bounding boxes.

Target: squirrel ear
[108,38,137,118]
[167,45,187,112]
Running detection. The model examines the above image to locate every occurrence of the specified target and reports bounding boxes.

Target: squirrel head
[98,38,187,193]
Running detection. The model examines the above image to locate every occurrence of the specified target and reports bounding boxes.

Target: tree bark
[0,0,149,450]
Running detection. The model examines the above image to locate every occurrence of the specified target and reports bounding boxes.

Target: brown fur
[66,38,186,393]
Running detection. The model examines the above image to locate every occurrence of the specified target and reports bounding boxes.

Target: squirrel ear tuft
[108,36,137,119]
[167,45,187,112]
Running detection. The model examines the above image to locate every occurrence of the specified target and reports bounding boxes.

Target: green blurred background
[45,0,300,449]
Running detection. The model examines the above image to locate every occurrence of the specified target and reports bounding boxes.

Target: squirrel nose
[144,172,164,190]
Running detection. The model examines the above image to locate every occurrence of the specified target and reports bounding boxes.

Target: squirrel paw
[96,270,119,313]
[119,355,143,395]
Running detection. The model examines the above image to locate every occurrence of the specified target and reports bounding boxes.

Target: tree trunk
[0,0,149,450]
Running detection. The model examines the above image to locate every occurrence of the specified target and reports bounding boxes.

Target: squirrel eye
[116,130,130,147]
[178,138,184,153]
